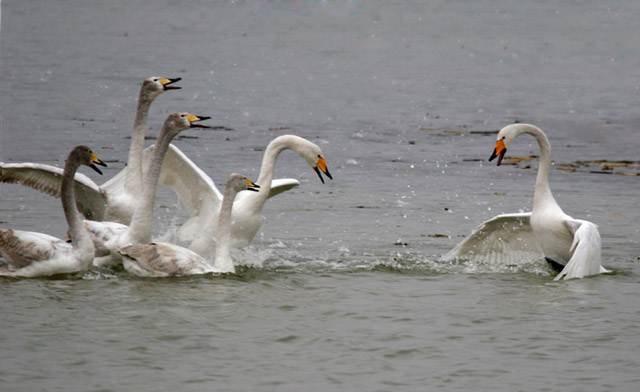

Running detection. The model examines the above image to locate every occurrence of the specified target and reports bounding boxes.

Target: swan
[0,76,181,223]
[118,173,260,277]
[143,134,332,253]
[0,146,107,277]
[84,112,212,267]
[442,123,608,280]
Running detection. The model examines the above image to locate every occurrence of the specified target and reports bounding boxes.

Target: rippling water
[1,1,639,391]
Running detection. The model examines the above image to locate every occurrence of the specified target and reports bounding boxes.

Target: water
[1,1,639,391]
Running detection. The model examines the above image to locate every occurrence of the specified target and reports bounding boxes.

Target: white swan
[118,173,260,277]
[143,134,332,253]
[442,123,608,280]
[0,146,107,277]
[0,76,181,223]
[84,112,212,267]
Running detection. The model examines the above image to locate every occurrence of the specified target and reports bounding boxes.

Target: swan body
[0,77,181,223]
[144,134,332,252]
[443,123,607,280]
[119,174,260,277]
[0,146,107,277]
[119,242,215,277]
[84,113,212,267]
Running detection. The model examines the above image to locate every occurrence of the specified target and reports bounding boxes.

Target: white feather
[0,77,179,224]
[144,135,330,251]
[443,124,607,280]
[442,212,544,265]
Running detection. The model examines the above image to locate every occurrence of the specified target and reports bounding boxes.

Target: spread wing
[100,162,133,201]
[554,219,607,280]
[441,212,545,265]
[142,143,222,241]
[0,162,107,220]
[143,143,301,240]
[144,143,222,219]
[267,178,300,198]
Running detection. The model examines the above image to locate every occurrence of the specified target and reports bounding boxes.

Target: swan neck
[61,158,88,246]
[521,126,557,211]
[214,184,238,273]
[126,91,153,175]
[126,126,173,244]
[254,136,296,205]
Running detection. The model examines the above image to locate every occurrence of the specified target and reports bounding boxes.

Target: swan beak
[90,152,107,175]
[161,77,182,90]
[489,139,507,166]
[313,156,332,184]
[245,178,260,192]
[186,114,212,128]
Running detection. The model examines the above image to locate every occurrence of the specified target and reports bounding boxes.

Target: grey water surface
[1,1,639,391]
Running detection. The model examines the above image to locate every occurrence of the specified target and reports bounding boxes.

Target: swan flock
[1,78,609,280]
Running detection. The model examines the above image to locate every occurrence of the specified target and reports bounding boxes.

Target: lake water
[1,1,639,391]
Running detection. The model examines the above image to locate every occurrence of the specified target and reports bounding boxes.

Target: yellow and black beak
[90,151,107,175]
[245,178,260,192]
[313,156,332,184]
[489,138,507,166]
[161,77,182,90]
[186,113,212,128]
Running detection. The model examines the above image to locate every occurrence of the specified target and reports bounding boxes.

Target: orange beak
[489,139,507,166]
[313,156,332,184]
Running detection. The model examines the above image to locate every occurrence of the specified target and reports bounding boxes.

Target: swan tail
[554,220,602,280]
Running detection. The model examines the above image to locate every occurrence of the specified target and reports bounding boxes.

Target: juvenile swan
[144,134,332,252]
[442,123,608,280]
[119,174,260,277]
[0,146,107,277]
[0,77,181,223]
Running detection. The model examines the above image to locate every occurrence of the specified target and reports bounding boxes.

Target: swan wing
[0,229,68,269]
[0,163,107,220]
[145,143,222,217]
[441,212,545,265]
[100,163,131,198]
[267,178,300,198]
[145,144,301,241]
[554,219,605,280]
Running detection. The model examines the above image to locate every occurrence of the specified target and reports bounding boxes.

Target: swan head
[163,112,212,137]
[141,77,181,99]
[70,145,107,175]
[228,173,260,193]
[490,123,543,166]
[313,154,332,184]
[289,136,332,183]
[489,124,521,166]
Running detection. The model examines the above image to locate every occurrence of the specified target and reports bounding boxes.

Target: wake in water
[232,241,560,278]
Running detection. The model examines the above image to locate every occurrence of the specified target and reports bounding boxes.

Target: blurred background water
[1,1,639,391]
